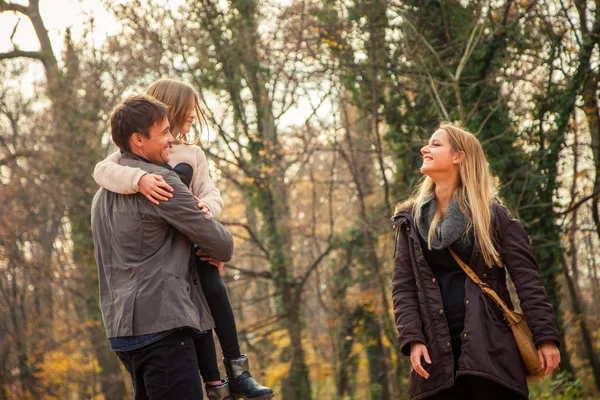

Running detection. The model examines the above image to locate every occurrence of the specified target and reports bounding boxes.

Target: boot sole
[232,394,274,400]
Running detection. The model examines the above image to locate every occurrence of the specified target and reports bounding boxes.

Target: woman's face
[420,129,461,176]
[180,107,196,135]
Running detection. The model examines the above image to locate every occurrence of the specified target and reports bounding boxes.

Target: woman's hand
[538,340,560,376]
[138,173,174,205]
[410,342,431,379]
[196,249,224,273]
[192,195,213,219]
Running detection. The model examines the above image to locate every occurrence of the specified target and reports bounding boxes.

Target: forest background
[0,0,599,399]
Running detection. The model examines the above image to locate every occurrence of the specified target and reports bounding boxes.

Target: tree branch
[0,151,38,166]
[0,1,29,15]
[9,17,21,48]
[297,242,335,290]
[220,221,270,258]
[560,187,600,216]
[0,50,47,62]
[225,263,272,280]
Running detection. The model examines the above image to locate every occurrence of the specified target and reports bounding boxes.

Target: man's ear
[130,132,144,148]
[453,150,466,164]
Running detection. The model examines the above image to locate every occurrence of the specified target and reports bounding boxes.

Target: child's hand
[138,173,174,205]
[196,250,224,273]
[192,195,213,219]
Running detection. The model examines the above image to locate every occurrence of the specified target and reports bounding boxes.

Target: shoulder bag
[448,248,545,382]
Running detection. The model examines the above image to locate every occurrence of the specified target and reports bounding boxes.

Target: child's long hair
[146,78,207,145]
[413,122,502,267]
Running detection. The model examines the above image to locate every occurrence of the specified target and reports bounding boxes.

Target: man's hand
[196,249,224,273]
[409,342,431,379]
[139,174,174,205]
[538,340,560,376]
[192,195,213,219]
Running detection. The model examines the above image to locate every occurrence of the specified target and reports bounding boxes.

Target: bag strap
[448,247,514,317]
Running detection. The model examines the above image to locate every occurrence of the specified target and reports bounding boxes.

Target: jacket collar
[391,198,415,227]
[121,151,172,170]
[391,197,488,258]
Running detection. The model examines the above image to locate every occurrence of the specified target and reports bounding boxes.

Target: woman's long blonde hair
[146,78,207,145]
[413,122,502,267]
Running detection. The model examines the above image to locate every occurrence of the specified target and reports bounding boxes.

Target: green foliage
[528,372,584,399]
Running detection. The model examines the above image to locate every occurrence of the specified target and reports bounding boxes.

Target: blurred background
[0,0,599,398]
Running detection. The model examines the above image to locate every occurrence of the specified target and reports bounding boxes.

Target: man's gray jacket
[91,152,234,338]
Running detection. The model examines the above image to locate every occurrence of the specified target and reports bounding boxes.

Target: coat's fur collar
[393,198,415,216]
[391,199,415,227]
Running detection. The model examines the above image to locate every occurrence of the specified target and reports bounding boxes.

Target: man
[91,95,234,399]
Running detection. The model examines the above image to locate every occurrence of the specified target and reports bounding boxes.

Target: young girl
[391,123,560,399]
[94,79,273,400]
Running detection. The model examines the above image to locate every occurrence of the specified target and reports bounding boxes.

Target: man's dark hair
[110,95,169,152]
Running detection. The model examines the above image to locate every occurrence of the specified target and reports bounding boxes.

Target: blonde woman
[391,123,560,399]
[94,79,273,400]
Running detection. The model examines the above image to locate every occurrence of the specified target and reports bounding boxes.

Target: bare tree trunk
[574,0,600,243]
[32,213,60,335]
[564,229,600,389]
[282,293,312,400]
[255,183,311,399]
[336,311,359,398]
[0,346,8,400]
[337,99,392,400]
[585,232,600,302]
[327,239,359,399]
[583,78,600,241]
[366,0,392,214]
[566,127,600,389]
[8,265,37,398]
[360,308,391,400]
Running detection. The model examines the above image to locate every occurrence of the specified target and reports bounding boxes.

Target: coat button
[439,309,444,314]
[446,342,450,347]
[407,227,410,231]
[483,274,487,278]
[463,333,467,337]
[432,278,436,283]
[465,300,469,304]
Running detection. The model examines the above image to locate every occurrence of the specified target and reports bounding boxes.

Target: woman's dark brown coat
[392,201,560,400]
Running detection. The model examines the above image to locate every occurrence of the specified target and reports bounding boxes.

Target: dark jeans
[116,328,204,400]
[426,375,526,400]
[194,257,242,382]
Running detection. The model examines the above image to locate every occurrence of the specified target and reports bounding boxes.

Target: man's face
[134,117,174,164]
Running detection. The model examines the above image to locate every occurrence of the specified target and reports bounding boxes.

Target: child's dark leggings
[194,257,242,382]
